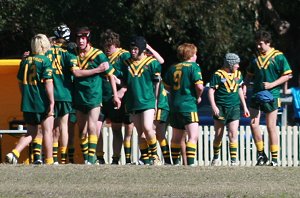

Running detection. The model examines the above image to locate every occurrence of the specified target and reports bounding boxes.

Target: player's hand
[113,96,121,109]
[263,82,273,90]
[212,106,219,117]
[96,62,109,73]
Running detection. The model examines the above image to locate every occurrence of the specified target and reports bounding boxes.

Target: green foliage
[0,0,297,82]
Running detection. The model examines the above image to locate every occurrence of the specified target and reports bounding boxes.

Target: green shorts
[23,112,48,125]
[69,109,77,123]
[99,99,132,124]
[250,97,281,113]
[170,112,199,130]
[54,101,72,118]
[155,108,169,123]
[213,105,240,124]
[73,104,100,114]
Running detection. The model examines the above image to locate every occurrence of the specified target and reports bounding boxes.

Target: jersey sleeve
[42,57,53,80]
[191,63,203,84]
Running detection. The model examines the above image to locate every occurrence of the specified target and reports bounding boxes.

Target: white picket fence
[101,125,300,166]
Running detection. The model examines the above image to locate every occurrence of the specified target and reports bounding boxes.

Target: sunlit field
[0,164,299,197]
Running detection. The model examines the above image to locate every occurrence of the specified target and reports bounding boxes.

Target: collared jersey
[102,48,130,102]
[71,47,114,106]
[46,44,76,102]
[121,56,161,112]
[17,54,53,113]
[210,69,243,106]
[247,48,292,98]
[163,61,203,112]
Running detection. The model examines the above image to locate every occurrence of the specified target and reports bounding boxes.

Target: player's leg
[250,107,268,165]
[111,122,123,164]
[41,114,54,165]
[76,110,89,163]
[53,118,60,164]
[123,122,134,164]
[227,120,239,166]
[211,120,225,166]
[59,113,69,164]
[154,120,171,164]
[141,109,161,165]
[87,106,101,164]
[32,125,43,164]
[180,132,187,165]
[170,128,184,165]
[185,122,199,166]
[6,124,38,164]
[266,109,279,166]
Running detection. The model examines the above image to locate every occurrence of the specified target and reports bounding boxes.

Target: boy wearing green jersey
[163,43,204,166]
[6,34,55,165]
[95,29,134,165]
[245,30,292,166]
[71,27,121,164]
[120,36,162,165]
[209,53,249,166]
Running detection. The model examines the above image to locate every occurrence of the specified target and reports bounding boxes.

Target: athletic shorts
[155,108,169,123]
[213,105,240,124]
[54,101,72,118]
[69,109,77,124]
[250,97,281,113]
[99,99,132,124]
[73,104,100,114]
[23,112,48,125]
[169,112,199,130]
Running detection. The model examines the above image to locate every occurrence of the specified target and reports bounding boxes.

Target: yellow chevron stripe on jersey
[125,56,155,77]
[215,70,241,93]
[256,48,283,70]
[76,47,102,70]
[108,48,128,64]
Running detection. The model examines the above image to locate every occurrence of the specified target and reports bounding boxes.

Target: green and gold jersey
[157,83,169,111]
[210,69,243,107]
[46,44,76,102]
[163,61,203,112]
[17,55,53,113]
[102,48,130,102]
[121,56,161,112]
[71,47,114,106]
[247,48,292,98]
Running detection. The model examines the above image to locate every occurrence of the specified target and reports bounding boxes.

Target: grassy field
[0,164,300,198]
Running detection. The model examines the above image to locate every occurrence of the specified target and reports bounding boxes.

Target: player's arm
[238,87,250,117]
[195,82,204,104]
[72,62,109,77]
[108,74,121,109]
[146,44,164,64]
[263,73,293,90]
[208,87,219,117]
[44,79,55,116]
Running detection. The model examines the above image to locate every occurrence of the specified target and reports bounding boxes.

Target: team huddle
[5,24,292,166]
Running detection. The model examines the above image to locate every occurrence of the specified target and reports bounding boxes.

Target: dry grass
[0,164,299,197]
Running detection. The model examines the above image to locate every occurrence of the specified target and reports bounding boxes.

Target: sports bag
[255,90,274,103]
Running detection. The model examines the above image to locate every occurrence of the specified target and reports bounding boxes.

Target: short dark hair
[255,30,272,44]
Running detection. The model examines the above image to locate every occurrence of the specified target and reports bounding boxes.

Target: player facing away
[47,24,76,164]
[245,30,292,166]
[6,34,55,165]
[163,43,204,166]
[208,53,249,166]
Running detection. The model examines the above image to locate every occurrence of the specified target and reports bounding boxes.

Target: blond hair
[177,43,197,62]
[31,34,51,55]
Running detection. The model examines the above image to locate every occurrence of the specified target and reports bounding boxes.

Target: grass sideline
[0,164,299,197]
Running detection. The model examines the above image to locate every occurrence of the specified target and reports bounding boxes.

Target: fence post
[293,126,299,166]
[240,126,245,166]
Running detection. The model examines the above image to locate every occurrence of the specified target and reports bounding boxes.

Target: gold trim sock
[186,142,197,165]
[60,146,67,164]
[53,142,59,163]
[270,144,279,163]
[171,143,181,165]
[229,142,238,163]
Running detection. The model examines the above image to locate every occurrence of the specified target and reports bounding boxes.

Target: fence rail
[101,125,300,166]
